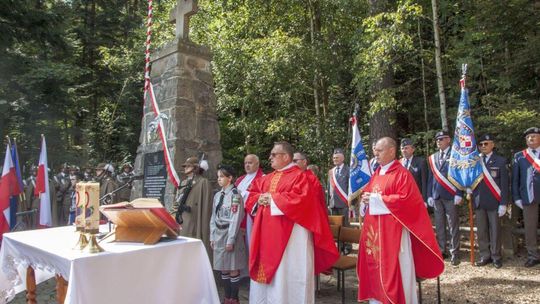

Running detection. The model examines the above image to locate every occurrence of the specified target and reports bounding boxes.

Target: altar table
[0,226,219,304]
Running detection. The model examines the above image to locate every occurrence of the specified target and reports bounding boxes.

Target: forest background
[1,0,539,174]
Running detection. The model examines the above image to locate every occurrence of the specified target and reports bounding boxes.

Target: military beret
[217,164,236,177]
[434,131,450,140]
[400,138,414,147]
[523,127,540,137]
[478,134,494,143]
[333,148,345,155]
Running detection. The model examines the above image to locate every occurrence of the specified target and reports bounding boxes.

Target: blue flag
[448,85,483,191]
[10,142,24,229]
[348,115,371,202]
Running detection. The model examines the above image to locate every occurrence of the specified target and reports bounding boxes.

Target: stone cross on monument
[169,0,198,40]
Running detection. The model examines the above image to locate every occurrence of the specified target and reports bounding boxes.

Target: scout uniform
[210,184,247,271]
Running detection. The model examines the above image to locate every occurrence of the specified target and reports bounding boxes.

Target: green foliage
[1,0,539,177]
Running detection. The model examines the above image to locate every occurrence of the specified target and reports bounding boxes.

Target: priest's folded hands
[257,193,271,206]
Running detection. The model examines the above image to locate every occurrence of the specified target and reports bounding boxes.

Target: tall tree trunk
[368,0,396,143]
[417,19,430,133]
[431,0,448,131]
[89,0,98,117]
[308,0,323,138]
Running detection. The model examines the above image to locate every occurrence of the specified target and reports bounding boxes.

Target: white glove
[515,200,523,210]
[427,197,434,207]
[454,196,463,205]
[359,202,367,217]
[498,205,507,217]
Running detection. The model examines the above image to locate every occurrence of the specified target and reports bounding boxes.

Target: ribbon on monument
[143,0,181,188]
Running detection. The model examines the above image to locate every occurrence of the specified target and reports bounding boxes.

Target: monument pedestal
[133,38,222,208]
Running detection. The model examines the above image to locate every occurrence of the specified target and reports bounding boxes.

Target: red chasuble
[357,161,444,304]
[246,165,339,284]
[305,169,327,210]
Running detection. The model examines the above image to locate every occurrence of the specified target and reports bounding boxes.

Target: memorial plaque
[143,151,168,204]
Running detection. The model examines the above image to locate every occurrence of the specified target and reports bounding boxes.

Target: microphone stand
[99,177,139,232]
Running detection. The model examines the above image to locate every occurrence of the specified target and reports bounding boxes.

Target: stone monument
[132,0,222,208]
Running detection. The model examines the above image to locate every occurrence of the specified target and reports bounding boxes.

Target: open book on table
[100,198,180,244]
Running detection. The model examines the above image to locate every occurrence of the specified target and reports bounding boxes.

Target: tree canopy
[1,0,539,174]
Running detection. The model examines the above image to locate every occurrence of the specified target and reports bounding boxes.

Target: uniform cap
[523,127,540,137]
[96,163,114,173]
[478,134,494,143]
[182,157,199,167]
[400,138,413,148]
[434,131,450,140]
[333,148,345,155]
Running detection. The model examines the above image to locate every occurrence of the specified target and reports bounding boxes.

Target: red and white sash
[330,168,348,205]
[523,149,540,172]
[480,159,501,201]
[428,154,457,195]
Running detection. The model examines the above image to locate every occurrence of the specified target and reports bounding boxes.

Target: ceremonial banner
[35,136,52,227]
[448,77,483,192]
[0,143,17,239]
[348,114,371,203]
[9,140,24,229]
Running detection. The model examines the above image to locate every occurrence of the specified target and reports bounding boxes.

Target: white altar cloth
[0,226,219,304]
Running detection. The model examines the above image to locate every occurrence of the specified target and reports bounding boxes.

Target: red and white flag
[35,136,52,227]
[0,143,17,239]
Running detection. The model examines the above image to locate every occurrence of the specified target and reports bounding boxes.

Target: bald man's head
[374,137,397,166]
[244,154,260,174]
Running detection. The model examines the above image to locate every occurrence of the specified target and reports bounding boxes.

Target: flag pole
[461,63,475,264]
[14,138,27,210]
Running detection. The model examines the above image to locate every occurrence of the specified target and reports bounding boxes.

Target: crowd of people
[169,126,539,304]
[11,125,539,304]
[18,162,135,226]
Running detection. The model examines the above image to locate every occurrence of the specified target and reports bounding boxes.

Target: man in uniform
[95,163,118,205]
[328,148,350,226]
[512,127,540,267]
[246,141,338,303]
[54,164,71,225]
[358,137,444,303]
[83,167,94,182]
[474,134,509,268]
[116,162,134,202]
[171,156,213,256]
[400,138,428,203]
[427,131,463,265]
[24,166,40,211]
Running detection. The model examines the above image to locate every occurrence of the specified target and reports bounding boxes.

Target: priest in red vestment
[235,154,264,254]
[246,142,339,303]
[358,137,444,304]
[293,152,327,210]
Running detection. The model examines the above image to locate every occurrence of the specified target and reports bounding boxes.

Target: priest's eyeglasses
[270,152,287,158]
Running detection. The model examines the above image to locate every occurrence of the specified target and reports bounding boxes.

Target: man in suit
[328,148,350,226]
[473,134,509,268]
[400,138,428,203]
[427,131,463,265]
[512,127,540,267]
